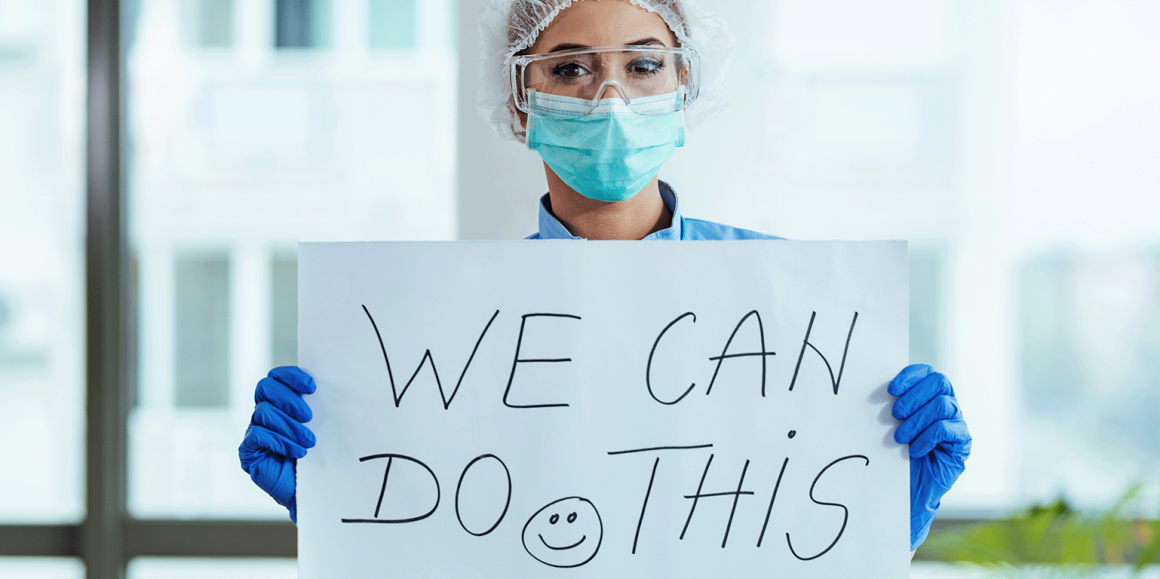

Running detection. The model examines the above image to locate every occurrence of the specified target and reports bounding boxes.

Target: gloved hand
[238,366,317,523]
[889,363,971,551]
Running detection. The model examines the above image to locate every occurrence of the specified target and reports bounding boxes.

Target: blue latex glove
[889,363,971,551]
[238,366,317,523]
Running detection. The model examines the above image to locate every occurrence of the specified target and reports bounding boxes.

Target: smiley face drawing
[521,496,603,568]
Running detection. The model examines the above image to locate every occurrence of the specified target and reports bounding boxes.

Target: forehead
[529,0,676,52]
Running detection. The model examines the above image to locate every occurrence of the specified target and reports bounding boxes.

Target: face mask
[525,90,686,203]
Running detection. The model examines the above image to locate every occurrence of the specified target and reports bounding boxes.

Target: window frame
[0,1,297,575]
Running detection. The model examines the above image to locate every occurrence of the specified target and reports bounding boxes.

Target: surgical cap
[478,0,737,143]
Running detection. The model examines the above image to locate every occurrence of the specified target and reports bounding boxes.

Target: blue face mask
[525,90,686,203]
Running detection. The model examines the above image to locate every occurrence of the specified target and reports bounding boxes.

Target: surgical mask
[525,90,686,203]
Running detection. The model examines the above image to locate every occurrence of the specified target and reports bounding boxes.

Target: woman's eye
[630,58,664,75]
[552,63,589,79]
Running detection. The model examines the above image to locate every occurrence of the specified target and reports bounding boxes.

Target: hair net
[478,0,736,143]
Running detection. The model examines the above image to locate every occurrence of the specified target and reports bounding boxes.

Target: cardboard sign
[297,240,909,578]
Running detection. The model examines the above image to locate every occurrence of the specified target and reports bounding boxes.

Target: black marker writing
[756,457,789,548]
[503,313,581,409]
[720,459,752,548]
[788,311,859,395]
[522,496,604,568]
[607,444,714,456]
[455,454,512,537]
[679,455,755,546]
[786,454,870,560]
[363,305,500,408]
[646,312,698,405]
[607,444,714,554]
[342,453,441,524]
[633,457,659,555]
[706,310,776,397]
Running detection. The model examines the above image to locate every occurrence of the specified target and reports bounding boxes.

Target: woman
[239,0,971,555]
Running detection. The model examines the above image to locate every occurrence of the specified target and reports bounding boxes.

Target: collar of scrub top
[530,181,685,241]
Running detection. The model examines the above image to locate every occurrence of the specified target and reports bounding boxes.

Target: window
[1019,252,1081,414]
[0,0,85,524]
[174,254,230,408]
[126,0,455,521]
[368,0,416,49]
[1019,251,1160,503]
[909,247,943,368]
[4,0,456,571]
[183,0,233,48]
[271,256,297,368]
[274,0,332,49]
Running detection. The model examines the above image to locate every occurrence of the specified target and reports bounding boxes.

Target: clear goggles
[511,46,700,116]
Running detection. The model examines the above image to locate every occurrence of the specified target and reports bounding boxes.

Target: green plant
[923,484,1160,578]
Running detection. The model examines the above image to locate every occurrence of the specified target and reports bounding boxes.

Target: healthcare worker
[239,0,972,555]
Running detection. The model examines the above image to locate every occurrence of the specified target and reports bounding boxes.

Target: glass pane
[126,0,456,518]
[128,559,294,579]
[0,0,85,522]
[1018,251,1160,503]
[181,0,234,49]
[909,246,943,369]
[368,0,416,49]
[0,558,83,579]
[174,254,230,408]
[270,256,297,369]
[274,0,331,49]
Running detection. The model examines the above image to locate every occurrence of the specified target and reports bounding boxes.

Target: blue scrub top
[526,181,783,241]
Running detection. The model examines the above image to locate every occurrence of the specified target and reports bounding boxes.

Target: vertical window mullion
[85,0,129,577]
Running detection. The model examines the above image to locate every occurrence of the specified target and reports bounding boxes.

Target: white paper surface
[297,240,909,578]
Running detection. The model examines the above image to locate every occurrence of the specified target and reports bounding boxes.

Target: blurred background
[0,0,1157,577]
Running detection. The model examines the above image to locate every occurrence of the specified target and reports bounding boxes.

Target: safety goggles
[511,46,700,116]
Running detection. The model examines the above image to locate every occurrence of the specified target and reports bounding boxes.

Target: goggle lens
[513,46,699,115]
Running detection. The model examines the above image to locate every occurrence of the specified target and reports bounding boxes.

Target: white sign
[297,240,909,578]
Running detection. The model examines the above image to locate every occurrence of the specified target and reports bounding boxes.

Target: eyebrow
[546,37,669,53]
